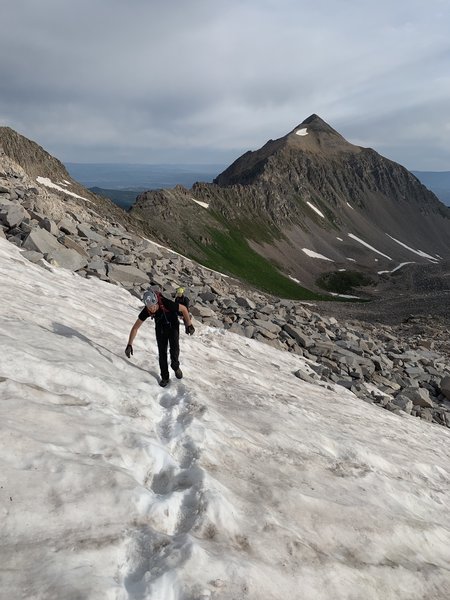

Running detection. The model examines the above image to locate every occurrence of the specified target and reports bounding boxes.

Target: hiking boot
[175,368,183,379]
[159,378,169,387]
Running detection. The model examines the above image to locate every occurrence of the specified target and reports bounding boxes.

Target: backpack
[156,291,170,314]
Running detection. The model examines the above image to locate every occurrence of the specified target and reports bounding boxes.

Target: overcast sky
[1,0,450,169]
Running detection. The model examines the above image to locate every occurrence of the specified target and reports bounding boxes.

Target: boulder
[21,250,45,263]
[23,229,87,270]
[61,236,89,256]
[401,387,433,409]
[199,291,216,303]
[0,204,30,228]
[391,394,413,413]
[252,319,281,335]
[236,296,256,310]
[107,263,149,286]
[23,228,59,254]
[58,218,78,235]
[40,218,59,236]
[191,304,217,318]
[77,223,106,243]
[440,376,450,401]
[283,324,314,348]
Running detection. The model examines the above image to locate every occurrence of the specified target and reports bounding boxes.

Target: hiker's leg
[169,327,180,371]
[156,329,170,380]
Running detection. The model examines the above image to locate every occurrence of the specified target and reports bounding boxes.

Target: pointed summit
[297,114,343,136]
[214,115,357,186]
[287,114,348,148]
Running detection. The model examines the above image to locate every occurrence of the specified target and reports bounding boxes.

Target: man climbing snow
[125,289,195,387]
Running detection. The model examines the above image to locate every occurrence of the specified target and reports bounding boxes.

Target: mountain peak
[214,115,356,186]
[290,114,344,139]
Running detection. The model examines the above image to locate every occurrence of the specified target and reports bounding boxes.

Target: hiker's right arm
[127,319,143,345]
[125,319,143,357]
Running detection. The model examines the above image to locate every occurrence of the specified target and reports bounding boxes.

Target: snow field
[1,238,450,599]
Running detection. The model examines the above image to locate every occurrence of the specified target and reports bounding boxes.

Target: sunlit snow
[386,234,439,262]
[306,201,325,218]
[1,238,450,599]
[330,292,360,299]
[36,176,92,202]
[295,128,308,136]
[191,197,209,209]
[378,262,414,275]
[302,248,334,261]
[348,233,392,260]
[346,202,354,209]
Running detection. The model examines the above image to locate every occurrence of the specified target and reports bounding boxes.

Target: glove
[185,324,195,335]
[125,344,133,358]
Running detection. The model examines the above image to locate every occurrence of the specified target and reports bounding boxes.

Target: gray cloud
[1,0,450,169]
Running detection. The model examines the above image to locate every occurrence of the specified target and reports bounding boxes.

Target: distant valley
[65,162,224,208]
[412,171,450,206]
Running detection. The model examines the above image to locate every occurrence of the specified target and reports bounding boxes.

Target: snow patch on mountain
[36,176,92,202]
[348,233,392,260]
[302,248,334,261]
[386,234,439,262]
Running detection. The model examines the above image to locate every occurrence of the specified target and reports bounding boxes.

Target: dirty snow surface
[1,238,450,600]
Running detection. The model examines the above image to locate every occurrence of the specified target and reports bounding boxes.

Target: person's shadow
[50,322,157,377]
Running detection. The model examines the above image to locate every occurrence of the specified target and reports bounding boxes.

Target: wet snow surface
[1,238,450,600]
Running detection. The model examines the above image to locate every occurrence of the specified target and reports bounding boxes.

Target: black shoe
[159,378,169,387]
[175,368,183,379]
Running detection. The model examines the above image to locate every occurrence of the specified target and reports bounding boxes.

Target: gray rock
[244,325,255,338]
[199,291,216,303]
[252,319,281,335]
[401,387,433,408]
[419,408,434,422]
[190,304,218,318]
[21,250,45,263]
[58,218,78,235]
[283,324,314,348]
[77,223,106,243]
[40,218,59,236]
[440,376,450,401]
[236,296,256,310]
[107,263,149,286]
[112,253,134,265]
[391,394,413,413]
[19,232,87,270]
[61,236,89,256]
[0,204,30,228]
[86,256,107,277]
[294,368,318,384]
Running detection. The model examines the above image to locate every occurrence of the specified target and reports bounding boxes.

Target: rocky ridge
[1,142,450,430]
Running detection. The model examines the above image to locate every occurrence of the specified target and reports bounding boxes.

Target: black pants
[156,325,180,379]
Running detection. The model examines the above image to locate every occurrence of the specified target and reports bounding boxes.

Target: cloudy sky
[1,0,450,169]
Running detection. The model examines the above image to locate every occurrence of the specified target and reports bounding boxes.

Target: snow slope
[1,238,450,600]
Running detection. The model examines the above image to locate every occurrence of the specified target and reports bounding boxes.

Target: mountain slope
[0,126,138,228]
[130,115,450,293]
[2,237,450,599]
